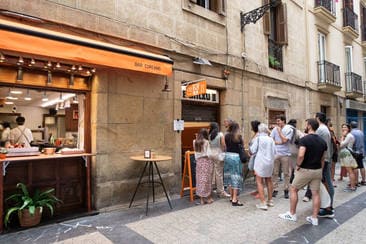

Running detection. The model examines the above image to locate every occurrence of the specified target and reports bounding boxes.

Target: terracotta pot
[18,207,43,227]
[0,153,6,159]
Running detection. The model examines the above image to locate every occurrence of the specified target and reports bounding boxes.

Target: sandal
[232,200,244,206]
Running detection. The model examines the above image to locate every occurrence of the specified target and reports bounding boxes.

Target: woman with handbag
[194,128,214,204]
[339,123,358,192]
[224,122,245,206]
[250,123,276,210]
[208,122,230,198]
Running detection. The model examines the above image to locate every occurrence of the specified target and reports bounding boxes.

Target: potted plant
[268,55,281,70]
[4,183,61,228]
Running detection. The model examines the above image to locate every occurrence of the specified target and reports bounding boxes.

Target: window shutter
[189,0,198,3]
[263,0,271,35]
[217,0,226,16]
[276,3,288,45]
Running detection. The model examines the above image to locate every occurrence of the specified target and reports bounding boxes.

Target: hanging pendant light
[16,66,23,82]
[24,89,32,101]
[42,91,48,102]
[47,70,52,85]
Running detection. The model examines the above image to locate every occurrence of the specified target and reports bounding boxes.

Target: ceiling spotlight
[86,70,91,76]
[42,91,48,102]
[10,90,22,94]
[162,78,171,92]
[47,61,52,68]
[0,52,5,62]
[193,57,212,66]
[47,70,52,85]
[17,56,24,65]
[91,68,96,73]
[71,65,76,71]
[55,62,61,68]
[24,89,32,101]
[58,93,64,102]
[16,66,23,82]
[6,89,13,99]
[4,101,14,105]
[78,65,83,71]
[30,58,35,65]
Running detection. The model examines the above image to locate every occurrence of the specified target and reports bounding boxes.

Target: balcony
[314,0,336,25]
[342,7,359,40]
[268,39,283,71]
[345,72,363,99]
[317,60,341,93]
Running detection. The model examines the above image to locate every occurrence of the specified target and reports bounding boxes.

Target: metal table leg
[129,162,148,208]
[154,162,173,209]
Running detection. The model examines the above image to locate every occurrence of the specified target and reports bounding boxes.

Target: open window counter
[0,153,93,233]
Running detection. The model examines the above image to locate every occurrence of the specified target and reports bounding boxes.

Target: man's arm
[296,146,306,170]
[277,127,291,144]
[321,152,325,169]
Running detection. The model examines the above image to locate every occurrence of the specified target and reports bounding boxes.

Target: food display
[6,147,40,157]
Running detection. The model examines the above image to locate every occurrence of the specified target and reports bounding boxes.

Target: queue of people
[192,112,365,226]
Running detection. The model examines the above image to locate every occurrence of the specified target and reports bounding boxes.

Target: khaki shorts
[291,168,322,191]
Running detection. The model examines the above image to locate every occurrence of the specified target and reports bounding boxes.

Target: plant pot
[18,207,43,227]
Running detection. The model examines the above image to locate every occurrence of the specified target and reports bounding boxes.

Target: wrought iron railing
[343,7,359,32]
[345,72,363,93]
[317,60,341,86]
[314,0,336,16]
[268,39,283,71]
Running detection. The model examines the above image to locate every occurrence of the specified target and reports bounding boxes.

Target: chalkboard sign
[180,151,196,202]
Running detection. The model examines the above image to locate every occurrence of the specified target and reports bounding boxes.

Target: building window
[318,32,326,81]
[345,45,353,73]
[263,0,288,45]
[189,0,226,15]
[361,4,366,41]
[263,0,287,71]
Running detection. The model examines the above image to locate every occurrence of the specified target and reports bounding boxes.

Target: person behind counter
[0,121,11,147]
[9,116,33,148]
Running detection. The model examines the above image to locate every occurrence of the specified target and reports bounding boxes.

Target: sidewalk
[1,176,366,243]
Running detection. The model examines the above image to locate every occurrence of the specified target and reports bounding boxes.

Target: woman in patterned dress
[194,128,214,204]
[339,123,358,192]
[224,122,244,206]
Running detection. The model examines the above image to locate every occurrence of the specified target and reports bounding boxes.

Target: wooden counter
[0,153,93,233]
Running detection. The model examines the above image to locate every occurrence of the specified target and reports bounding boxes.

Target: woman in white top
[208,122,229,198]
[339,123,358,191]
[250,123,276,210]
[194,128,214,204]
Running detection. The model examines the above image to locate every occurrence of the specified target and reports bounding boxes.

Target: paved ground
[1,175,366,244]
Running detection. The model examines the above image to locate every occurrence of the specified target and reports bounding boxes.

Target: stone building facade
[0,0,365,211]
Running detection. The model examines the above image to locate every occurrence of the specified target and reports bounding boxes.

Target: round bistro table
[129,155,173,215]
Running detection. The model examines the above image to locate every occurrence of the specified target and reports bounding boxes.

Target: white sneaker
[256,203,268,211]
[279,211,297,222]
[267,200,274,207]
[303,196,310,202]
[306,216,318,226]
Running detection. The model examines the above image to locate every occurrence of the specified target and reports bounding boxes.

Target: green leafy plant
[269,55,281,68]
[4,183,62,227]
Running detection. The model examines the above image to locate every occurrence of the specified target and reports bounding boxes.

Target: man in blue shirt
[350,121,366,185]
[271,115,293,199]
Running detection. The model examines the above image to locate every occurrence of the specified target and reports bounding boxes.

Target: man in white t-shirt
[10,116,33,148]
[271,115,293,199]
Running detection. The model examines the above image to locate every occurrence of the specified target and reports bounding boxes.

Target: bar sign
[185,80,207,98]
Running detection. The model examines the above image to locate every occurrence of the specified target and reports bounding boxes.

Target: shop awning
[0,19,173,76]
